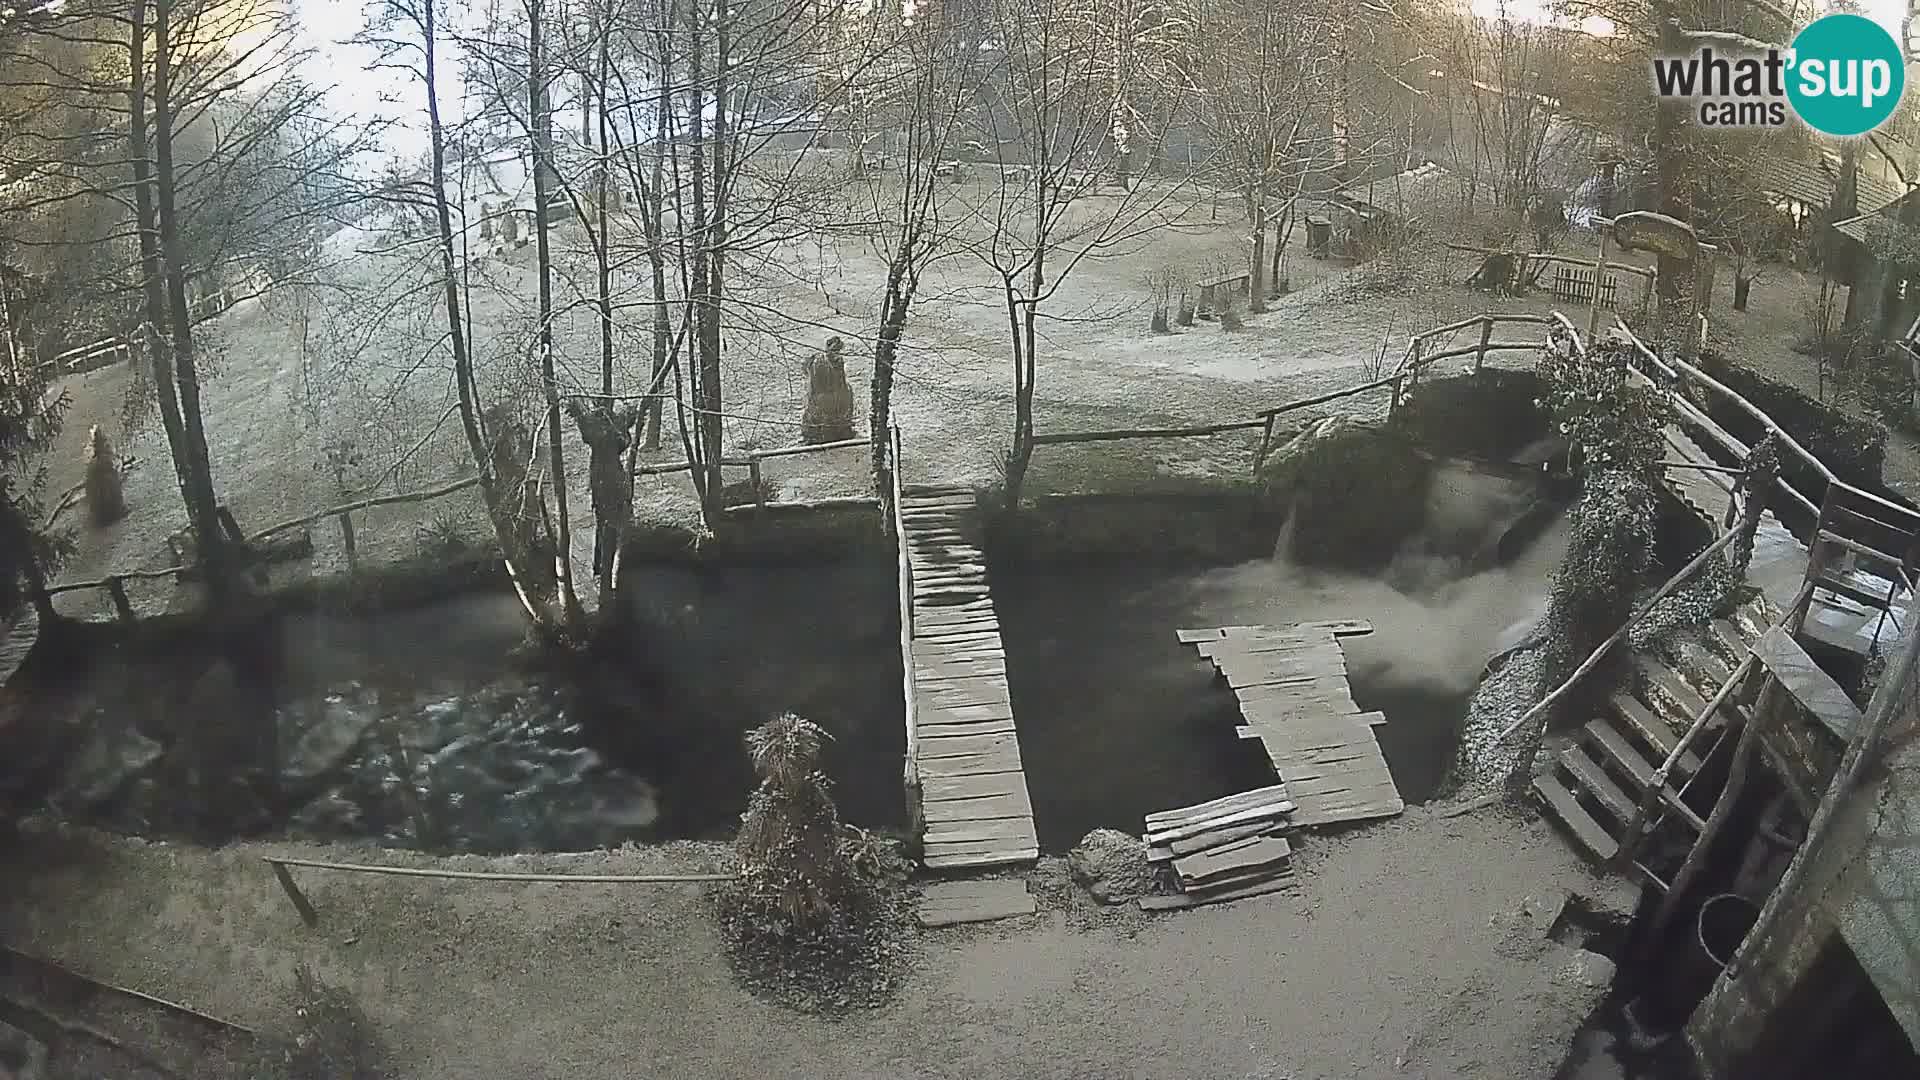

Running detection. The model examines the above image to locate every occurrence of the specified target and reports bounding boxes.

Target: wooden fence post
[106,576,134,621]
[749,458,766,507]
[270,861,321,927]
[1474,318,1493,374]
[1388,374,1404,419]
[337,511,357,569]
[1254,415,1277,475]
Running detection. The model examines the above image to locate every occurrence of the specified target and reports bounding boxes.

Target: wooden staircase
[1531,605,1768,877]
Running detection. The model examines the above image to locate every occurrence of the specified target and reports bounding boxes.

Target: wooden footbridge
[888,447,1038,871]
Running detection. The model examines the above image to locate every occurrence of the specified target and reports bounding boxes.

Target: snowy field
[34,176,1687,619]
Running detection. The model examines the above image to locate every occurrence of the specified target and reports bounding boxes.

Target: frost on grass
[244,967,390,1080]
[714,714,916,1015]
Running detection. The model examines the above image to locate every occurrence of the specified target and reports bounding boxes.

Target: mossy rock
[1258,417,1431,570]
[1395,370,1551,461]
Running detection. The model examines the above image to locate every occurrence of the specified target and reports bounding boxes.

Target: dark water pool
[30,564,904,853]
[993,525,1564,851]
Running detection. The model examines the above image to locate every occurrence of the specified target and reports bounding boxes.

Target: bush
[717,714,912,1013]
[1695,350,1889,492]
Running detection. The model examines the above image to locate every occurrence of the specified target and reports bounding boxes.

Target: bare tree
[970,0,1194,506]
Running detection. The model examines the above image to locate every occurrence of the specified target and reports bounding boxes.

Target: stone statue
[800,336,856,444]
[84,424,127,526]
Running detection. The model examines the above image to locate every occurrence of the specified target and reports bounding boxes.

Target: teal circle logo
[1787,14,1905,137]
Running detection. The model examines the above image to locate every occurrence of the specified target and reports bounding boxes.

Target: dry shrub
[244,967,389,1080]
[717,714,912,1014]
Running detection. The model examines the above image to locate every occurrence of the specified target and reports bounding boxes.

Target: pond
[994,463,1569,852]
[25,563,905,853]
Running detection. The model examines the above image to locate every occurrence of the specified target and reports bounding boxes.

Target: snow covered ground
[36,180,1599,619]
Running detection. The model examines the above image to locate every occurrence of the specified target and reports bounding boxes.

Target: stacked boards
[1179,621,1404,829]
[901,485,1039,870]
[1140,785,1298,910]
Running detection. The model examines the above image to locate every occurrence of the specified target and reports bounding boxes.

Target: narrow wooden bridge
[895,483,1038,870]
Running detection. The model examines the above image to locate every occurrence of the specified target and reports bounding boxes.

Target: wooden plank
[1532,772,1619,862]
[1177,620,1373,641]
[1752,626,1865,740]
[1137,873,1294,912]
[917,732,1020,759]
[1559,744,1635,824]
[1174,834,1292,885]
[922,818,1037,844]
[922,788,1032,821]
[923,770,1030,803]
[920,720,1017,741]
[917,702,1015,726]
[1585,719,1656,791]
[916,744,1024,778]
[1146,802,1294,846]
[923,843,1039,869]
[1146,820,1274,862]
[1146,784,1292,828]
[918,879,1035,927]
[915,656,1007,681]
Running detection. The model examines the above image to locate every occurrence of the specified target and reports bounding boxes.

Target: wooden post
[1474,318,1492,374]
[749,458,766,507]
[337,511,357,569]
[1388,374,1404,418]
[106,576,134,621]
[1255,415,1277,474]
[1637,679,1777,967]
[270,861,321,927]
[1587,227,1612,342]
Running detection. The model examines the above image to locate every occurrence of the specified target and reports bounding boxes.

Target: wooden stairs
[1531,601,1770,879]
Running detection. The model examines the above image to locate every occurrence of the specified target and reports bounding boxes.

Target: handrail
[1615,577,1819,866]
[1030,419,1267,445]
[1611,316,1920,540]
[263,855,734,928]
[888,423,919,820]
[1496,512,1749,745]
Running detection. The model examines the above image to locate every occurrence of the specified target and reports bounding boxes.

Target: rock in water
[800,336,856,444]
[51,715,163,811]
[1068,828,1153,905]
[281,690,379,785]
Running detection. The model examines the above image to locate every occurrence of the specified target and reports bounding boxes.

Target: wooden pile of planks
[1139,785,1298,911]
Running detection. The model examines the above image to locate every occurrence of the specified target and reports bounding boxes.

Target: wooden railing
[264,855,734,928]
[1610,318,1920,555]
[40,474,483,620]
[635,435,871,511]
[37,265,275,378]
[887,423,921,827]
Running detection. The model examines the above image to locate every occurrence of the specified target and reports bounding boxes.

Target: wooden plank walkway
[1181,622,1405,829]
[903,485,1038,870]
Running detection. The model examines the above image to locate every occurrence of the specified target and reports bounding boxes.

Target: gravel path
[2,805,1611,1080]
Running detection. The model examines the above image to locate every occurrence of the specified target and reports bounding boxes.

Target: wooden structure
[1612,321,1918,657]
[894,479,1038,871]
[916,878,1036,927]
[1194,272,1251,317]
[1179,621,1404,829]
[1552,264,1619,309]
[1140,785,1297,910]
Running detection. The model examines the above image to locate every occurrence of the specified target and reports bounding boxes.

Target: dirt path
[1,805,1614,1079]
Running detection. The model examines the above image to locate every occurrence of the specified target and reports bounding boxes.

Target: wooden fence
[1610,318,1920,557]
[264,855,734,928]
[37,265,275,379]
[1018,312,1559,478]
[40,474,482,621]
[887,423,921,829]
[634,434,872,511]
